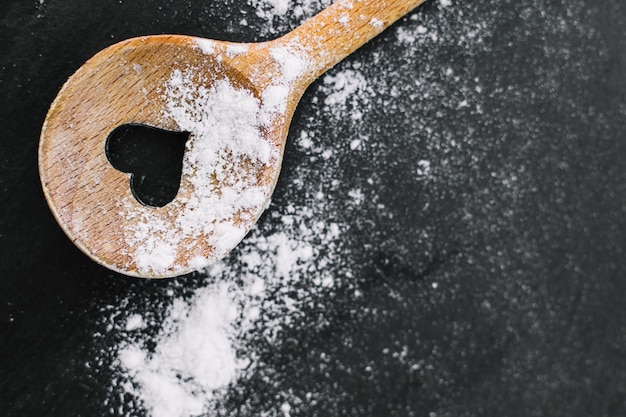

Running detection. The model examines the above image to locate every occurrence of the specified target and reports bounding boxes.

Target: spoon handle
[278,0,427,86]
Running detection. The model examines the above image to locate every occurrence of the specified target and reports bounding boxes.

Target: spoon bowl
[39,0,426,277]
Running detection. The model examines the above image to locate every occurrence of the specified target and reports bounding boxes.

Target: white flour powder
[77,0,614,415]
[104,0,485,415]
[118,284,242,417]
[249,0,333,31]
[114,208,342,417]
[124,70,281,275]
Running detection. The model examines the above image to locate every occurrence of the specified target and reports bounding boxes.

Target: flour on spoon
[124,37,312,275]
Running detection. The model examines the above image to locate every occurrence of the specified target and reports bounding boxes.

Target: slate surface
[1,0,625,416]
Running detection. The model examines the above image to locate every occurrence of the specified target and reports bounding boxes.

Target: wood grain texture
[39,0,426,277]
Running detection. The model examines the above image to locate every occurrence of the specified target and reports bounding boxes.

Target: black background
[1,0,625,416]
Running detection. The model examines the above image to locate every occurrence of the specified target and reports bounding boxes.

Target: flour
[248,0,333,33]
[114,208,343,416]
[226,43,248,57]
[196,39,215,54]
[124,72,279,275]
[124,314,145,331]
[118,284,242,417]
[320,68,373,120]
[369,17,384,29]
[103,0,496,415]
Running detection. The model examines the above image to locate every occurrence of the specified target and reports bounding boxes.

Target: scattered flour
[113,207,344,417]
[196,39,216,54]
[119,284,243,417]
[124,314,145,331]
[73,0,618,415]
[320,68,373,120]
[369,17,384,29]
[226,43,248,57]
[265,0,291,15]
[101,0,493,415]
[417,159,432,177]
[248,0,333,33]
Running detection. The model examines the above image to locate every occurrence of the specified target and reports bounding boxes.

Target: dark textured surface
[1,0,625,416]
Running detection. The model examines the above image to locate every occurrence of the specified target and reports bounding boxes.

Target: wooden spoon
[39,0,427,278]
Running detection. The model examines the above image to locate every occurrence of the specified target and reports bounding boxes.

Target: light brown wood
[39,0,427,278]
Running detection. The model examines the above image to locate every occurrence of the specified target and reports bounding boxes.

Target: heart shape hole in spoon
[105,124,190,208]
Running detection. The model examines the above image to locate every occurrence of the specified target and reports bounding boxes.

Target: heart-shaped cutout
[105,124,190,207]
